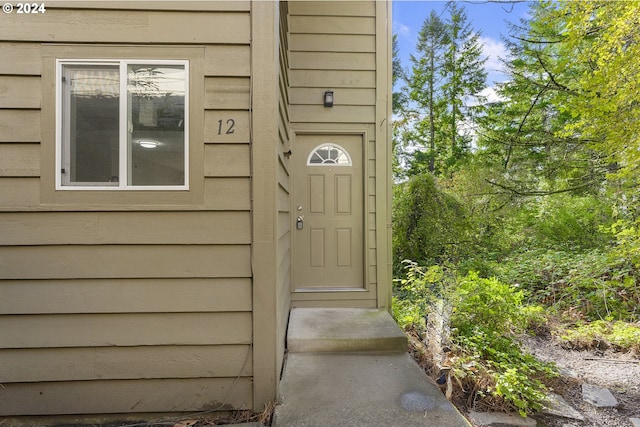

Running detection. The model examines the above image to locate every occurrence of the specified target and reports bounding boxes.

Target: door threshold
[294,287,367,293]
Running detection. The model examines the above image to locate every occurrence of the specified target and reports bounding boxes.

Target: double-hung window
[57,60,189,190]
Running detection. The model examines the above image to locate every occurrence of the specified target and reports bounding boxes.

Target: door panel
[293,134,364,290]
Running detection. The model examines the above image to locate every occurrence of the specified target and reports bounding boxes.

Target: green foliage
[393,263,557,416]
[393,174,472,271]
[391,0,640,418]
[492,248,640,322]
[397,3,487,177]
[450,272,557,416]
[392,261,455,330]
[561,320,640,354]
[524,194,614,250]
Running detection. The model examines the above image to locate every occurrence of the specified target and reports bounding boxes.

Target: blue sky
[393,1,532,95]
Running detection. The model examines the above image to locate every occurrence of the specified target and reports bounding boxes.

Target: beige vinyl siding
[289,2,376,124]
[0,379,252,415]
[276,0,292,390]
[1,345,252,382]
[0,10,250,44]
[0,278,251,314]
[288,1,380,308]
[0,1,253,417]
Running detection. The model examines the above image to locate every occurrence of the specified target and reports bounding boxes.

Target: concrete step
[274,352,471,427]
[286,308,408,353]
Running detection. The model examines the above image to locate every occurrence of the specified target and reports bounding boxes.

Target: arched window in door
[307,143,352,166]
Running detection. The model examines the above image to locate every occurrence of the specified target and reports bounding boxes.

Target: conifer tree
[442,2,487,171]
[405,10,449,175]
[402,5,487,177]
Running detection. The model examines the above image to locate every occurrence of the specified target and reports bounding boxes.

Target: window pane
[128,64,186,186]
[62,65,120,185]
[307,144,352,166]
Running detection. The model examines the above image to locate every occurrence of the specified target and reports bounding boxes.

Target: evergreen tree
[401,5,487,177]
[441,2,488,170]
[476,1,606,197]
[404,10,449,175]
[392,33,406,114]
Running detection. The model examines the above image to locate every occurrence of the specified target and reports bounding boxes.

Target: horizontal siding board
[0,10,250,44]
[0,312,252,348]
[289,70,375,88]
[204,178,251,210]
[205,45,251,76]
[0,211,251,245]
[204,111,250,143]
[277,184,290,213]
[204,77,250,110]
[290,34,375,53]
[290,52,376,71]
[0,377,252,415]
[0,278,252,314]
[0,110,40,142]
[289,16,375,35]
[290,105,375,124]
[0,144,39,177]
[288,1,375,17]
[0,345,252,383]
[277,161,290,193]
[0,76,40,108]
[0,43,42,75]
[204,144,250,177]
[47,1,250,11]
[278,212,290,237]
[0,245,251,279]
[290,88,375,106]
[0,178,39,208]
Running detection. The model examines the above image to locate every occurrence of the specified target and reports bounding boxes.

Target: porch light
[323,90,334,107]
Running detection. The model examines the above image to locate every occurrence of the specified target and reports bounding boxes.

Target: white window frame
[55,59,189,191]
[306,143,353,166]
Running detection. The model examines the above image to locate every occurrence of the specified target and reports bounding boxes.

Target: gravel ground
[521,335,640,427]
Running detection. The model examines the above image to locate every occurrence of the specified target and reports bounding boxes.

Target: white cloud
[478,86,506,104]
[394,21,411,39]
[479,36,510,83]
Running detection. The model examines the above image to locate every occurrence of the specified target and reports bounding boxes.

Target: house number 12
[217,119,235,135]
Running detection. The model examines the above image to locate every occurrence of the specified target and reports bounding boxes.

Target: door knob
[296,215,304,230]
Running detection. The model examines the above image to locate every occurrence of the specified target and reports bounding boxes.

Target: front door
[292,134,364,290]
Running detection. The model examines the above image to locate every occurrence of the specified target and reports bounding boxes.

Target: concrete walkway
[274,308,471,427]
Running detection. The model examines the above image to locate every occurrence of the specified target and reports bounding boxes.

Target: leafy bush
[492,248,640,322]
[560,320,640,353]
[392,260,455,331]
[449,272,556,416]
[393,173,472,273]
[525,193,614,251]
[393,263,557,416]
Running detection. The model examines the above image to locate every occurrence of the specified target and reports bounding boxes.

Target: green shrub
[392,261,455,331]
[449,272,557,416]
[392,173,472,272]
[393,263,557,416]
[560,320,640,353]
[492,248,639,322]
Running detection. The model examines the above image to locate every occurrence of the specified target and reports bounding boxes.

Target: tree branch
[484,178,594,196]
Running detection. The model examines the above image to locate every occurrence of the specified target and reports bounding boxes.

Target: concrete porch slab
[287,308,408,353]
[274,352,471,427]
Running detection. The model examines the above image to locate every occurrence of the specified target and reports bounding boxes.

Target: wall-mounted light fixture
[323,90,334,107]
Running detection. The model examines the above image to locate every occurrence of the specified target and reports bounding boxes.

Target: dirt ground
[521,335,640,427]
